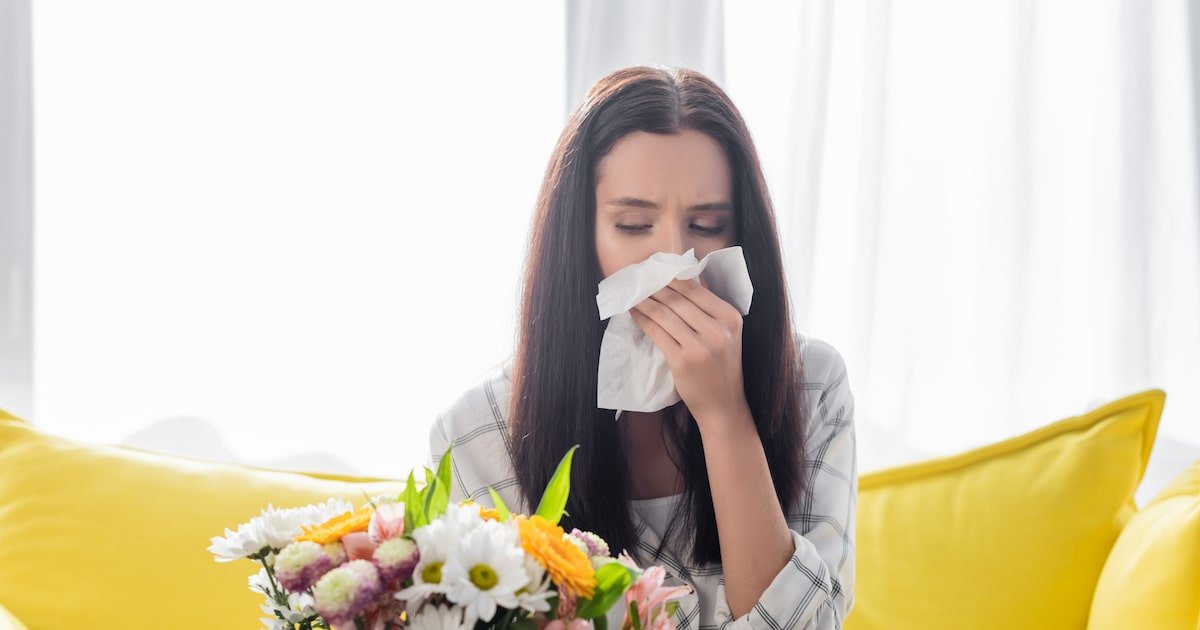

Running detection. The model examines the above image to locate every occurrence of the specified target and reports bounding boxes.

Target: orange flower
[461,499,502,522]
[515,514,596,599]
[295,505,375,545]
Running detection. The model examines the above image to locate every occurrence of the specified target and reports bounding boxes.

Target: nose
[656,224,689,256]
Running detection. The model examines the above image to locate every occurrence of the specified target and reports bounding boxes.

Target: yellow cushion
[0,409,406,628]
[1087,458,1199,629]
[0,602,27,630]
[845,389,1165,630]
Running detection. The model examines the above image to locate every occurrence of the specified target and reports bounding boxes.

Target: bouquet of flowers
[209,443,692,630]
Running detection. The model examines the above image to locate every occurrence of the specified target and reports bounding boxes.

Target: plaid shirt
[426,333,857,630]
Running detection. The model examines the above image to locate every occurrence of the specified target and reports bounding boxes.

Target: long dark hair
[508,65,810,567]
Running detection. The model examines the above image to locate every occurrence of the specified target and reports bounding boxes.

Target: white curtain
[567,0,725,109]
[0,0,33,422]
[23,1,566,477]
[724,0,1200,502]
[6,0,1198,495]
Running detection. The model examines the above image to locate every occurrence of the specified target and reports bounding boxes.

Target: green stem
[259,556,287,604]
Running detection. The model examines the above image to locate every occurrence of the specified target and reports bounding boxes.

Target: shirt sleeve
[713,340,858,630]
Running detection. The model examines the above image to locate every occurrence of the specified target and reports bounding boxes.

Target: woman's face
[594,129,736,279]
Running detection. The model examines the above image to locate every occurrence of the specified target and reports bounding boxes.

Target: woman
[426,65,856,630]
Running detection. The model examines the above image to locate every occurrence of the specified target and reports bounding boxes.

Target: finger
[630,308,681,352]
[633,295,700,347]
[663,277,741,323]
[649,283,725,341]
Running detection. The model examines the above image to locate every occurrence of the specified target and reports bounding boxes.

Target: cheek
[595,230,652,279]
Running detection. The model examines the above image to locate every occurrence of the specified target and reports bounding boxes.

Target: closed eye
[616,224,726,235]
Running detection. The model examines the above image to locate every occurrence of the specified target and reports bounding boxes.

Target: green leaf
[629,600,642,630]
[403,470,420,532]
[430,442,455,522]
[422,466,435,487]
[594,615,607,630]
[487,486,512,522]
[425,449,451,522]
[665,600,679,618]
[534,444,579,525]
[428,480,449,521]
[437,440,455,493]
[575,561,635,619]
[421,476,439,526]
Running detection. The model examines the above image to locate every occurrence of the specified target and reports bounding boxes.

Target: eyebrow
[603,196,734,212]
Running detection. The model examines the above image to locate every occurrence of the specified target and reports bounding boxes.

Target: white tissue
[595,245,754,421]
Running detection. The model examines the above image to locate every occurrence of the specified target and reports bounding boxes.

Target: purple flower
[313,559,385,627]
[275,541,337,593]
[373,536,420,586]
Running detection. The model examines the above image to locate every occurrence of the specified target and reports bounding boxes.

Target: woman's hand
[629,277,751,430]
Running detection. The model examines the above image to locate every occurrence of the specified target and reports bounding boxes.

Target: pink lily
[617,552,693,630]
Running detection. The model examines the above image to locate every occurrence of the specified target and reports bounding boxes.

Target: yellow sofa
[0,408,407,629]
[847,388,1197,630]
[1,389,1196,629]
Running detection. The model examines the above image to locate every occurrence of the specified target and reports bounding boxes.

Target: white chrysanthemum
[441,501,486,538]
[249,567,318,629]
[210,517,273,563]
[258,498,356,547]
[248,566,274,597]
[396,517,457,609]
[515,552,555,614]
[408,603,471,630]
[442,519,527,625]
[209,498,353,562]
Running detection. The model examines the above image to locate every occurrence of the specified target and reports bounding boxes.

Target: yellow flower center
[422,561,443,584]
[469,563,499,590]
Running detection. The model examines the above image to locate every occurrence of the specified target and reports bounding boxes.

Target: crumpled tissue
[595,245,754,421]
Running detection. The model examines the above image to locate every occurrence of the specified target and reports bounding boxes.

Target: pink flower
[557,587,579,620]
[545,618,592,630]
[617,551,693,630]
[543,585,592,630]
[342,531,380,562]
[368,502,406,544]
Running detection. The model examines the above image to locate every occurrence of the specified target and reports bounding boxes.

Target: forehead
[595,129,732,199]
